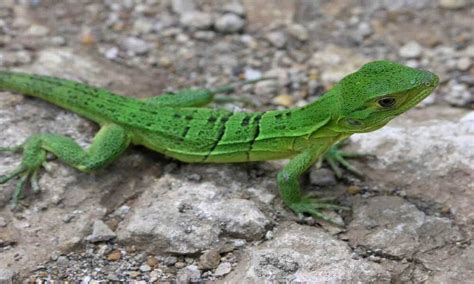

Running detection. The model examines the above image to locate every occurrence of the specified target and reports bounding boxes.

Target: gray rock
[214,262,232,277]
[347,196,463,258]
[0,268,16,282]
[198,248,221,270]
[180,11,213,30]
[139,264,151,272]
[25,24,50,36]
[444,81,472,107]
[171,0,196,14]
[287,24,309,42]
[399,41,423,58]
[215,14,245,33]
[266,31,287,48]
[309,168,337,187]
[351,107,474,224]
[86,220,116,243]
[457,57,472,71]
[120,37,151,55]
[117,175,270,254]
[222,2,246,16]
[226,222,390,282]
[0,216,7,227]
[439,0,469,9]
[176,265,201,283]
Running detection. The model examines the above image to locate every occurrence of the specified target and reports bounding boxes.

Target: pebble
[147,256,159,268]
[456,57,472,71]
[106,250,122,261]
[104,47,119,60]
[399,41,423,58]
[171,0,196,14]
[0,217,7,227]
[222,2,246,16]
[439,0,469,9]
[0,268,16,283]
[309,168,337,186]
[180,11,213,30]
[272,94,294,107]
[287,24,309,42]
[176,265,201,283]
[266,31,287,48]
[215,13,245,33]
[25,24,49,36]
[86,220,116,243]
[139,264,151,272]
[214,262,232,277]
[198,249,221,270]
[255,80,279,96]
[347,185,362,195]
[444,81,472,106]
[244,67,262,80]
[120,36,151,55]
[193,31,216,41]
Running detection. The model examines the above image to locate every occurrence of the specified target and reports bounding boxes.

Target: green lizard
[0,61,438,220]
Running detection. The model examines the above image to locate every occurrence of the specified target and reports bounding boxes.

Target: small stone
[266,31,287,48]
[175,261,187,269]
[140,264,152,272]
[254,80,279,96]
[193,31,216,41]
[86,220,116,243]
[25,24,49,36]
[439,0,468,9]
[399,41,423,58]
[171,0,196,14]
[180,11,213,30]
[215,14,245,33]
[356,22,372,39]
[107,250,122,261]
[214,262,232,277]
[222,2,246,16]
[444,81,472,106]
[457,57,472,71]
[128,271,141,278]
[164,256,178,266]
[104,47,119,60]
[147,256,159,268]
[81,32,95,45]
[120,37,151,55]
[309,168,337,186]
[242,68,261,81]
[176,265,201,283]
[287,24,309,41]
[347,185,362,195]
[0,268,16,282]
[272,94,294,107]
[0,217,7,227]
[198,248,221,270]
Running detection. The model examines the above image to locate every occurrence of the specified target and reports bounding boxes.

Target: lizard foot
[289,196,349,224]
[1,138,46,208]
[324,141,375,178]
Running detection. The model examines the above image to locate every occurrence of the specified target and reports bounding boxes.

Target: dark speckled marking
[246,113,263,160]
[204,112,233,161]
[207,115,217,124]
[241,115,251,127]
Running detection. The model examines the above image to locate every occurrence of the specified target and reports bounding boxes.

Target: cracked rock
[117,174,270,254]
[86,220,117,243]
[226,222,390,282]
[347,196,463,258]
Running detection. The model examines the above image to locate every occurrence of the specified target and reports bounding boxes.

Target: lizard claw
[324,141,375,178]
[289,196,349,225]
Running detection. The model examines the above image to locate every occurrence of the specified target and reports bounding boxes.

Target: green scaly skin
[0,61,439,221]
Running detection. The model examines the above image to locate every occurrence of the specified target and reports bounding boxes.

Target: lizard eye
[378,97,396,108]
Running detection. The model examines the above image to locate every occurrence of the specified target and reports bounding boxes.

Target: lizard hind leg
[1,124,131,207]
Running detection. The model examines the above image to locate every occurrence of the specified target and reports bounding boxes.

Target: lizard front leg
[0,124,130,206]
[277,143,347,222]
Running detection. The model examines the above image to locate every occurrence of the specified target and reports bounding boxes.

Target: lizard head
[332,60,439,133]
